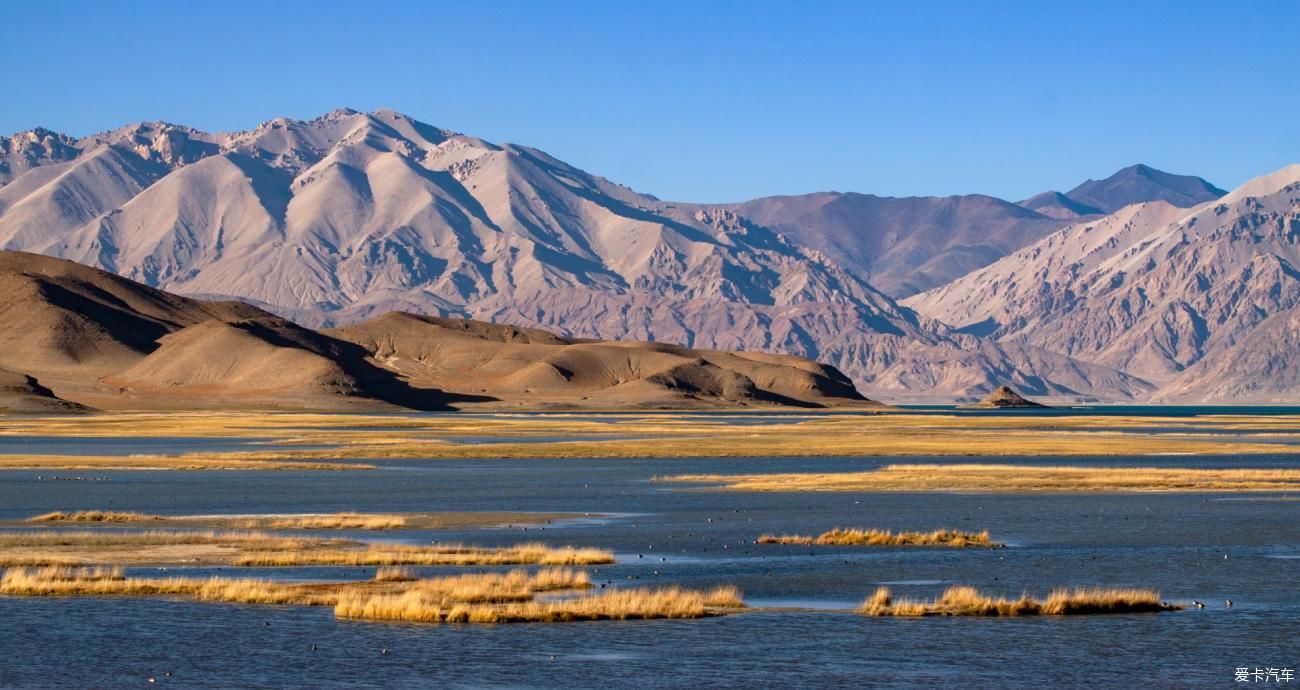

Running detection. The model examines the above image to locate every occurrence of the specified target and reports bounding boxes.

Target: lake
[0,429,1296,687]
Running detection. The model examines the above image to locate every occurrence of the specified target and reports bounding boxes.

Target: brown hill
[0,251,873,411]
[326,312,874,409]
[0,368,87,413]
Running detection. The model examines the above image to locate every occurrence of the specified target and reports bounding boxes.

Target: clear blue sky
[3,1,1297,202]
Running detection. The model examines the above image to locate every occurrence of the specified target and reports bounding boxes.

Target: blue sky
[3,1,1297,201]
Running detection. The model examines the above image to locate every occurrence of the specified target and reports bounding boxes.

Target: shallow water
[0,435,308,456]
[0,438,1296,687]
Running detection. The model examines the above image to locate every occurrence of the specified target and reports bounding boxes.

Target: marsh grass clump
[26,511,163,523]
[0,529,348,567]
[756,528,999,548]
[670,464,1300,493]
[0,528,612,569]
[0,567,336,605]
[335,584,744,624]
[239,513,407,530]
[373,566,418,582]
[0,530,319,549]
[233,542,615,567]
[0,566,595,612]
[7,565,126,582]
[859,585,1179,617]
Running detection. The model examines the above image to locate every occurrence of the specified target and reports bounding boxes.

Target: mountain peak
[1065,164,1225,213]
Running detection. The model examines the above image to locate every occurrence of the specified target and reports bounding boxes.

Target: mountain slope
[907,165,1300,398]
[723,192,1069,298]
[0,110,1218,402]
[1018,191,1104,220]
[1064,164,1226,213]
[327,312,872,408]
[0,251,876,410]
[1017,164,1225,222]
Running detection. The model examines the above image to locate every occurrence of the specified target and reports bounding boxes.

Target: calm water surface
[0,430,1296,688]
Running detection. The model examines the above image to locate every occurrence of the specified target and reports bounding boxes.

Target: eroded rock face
[907,166,1300,403]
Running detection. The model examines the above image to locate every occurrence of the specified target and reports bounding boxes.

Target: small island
[959,385,1049,409]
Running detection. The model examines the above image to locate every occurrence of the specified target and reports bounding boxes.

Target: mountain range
[2,107,1292,404]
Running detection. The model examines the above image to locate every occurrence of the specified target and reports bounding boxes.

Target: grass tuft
[859,585,1179,616]
[373,566,418,582]
[335,585,744,624]
[26,511,163,523]
[669,464,1300,493]
[233,542,615,567]
[756,528,999,548]
[235,513,407,530]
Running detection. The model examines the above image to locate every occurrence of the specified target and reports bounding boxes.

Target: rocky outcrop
[959,385,1048,409]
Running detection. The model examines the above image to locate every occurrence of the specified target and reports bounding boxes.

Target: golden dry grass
[0,454,370,471]
[3,511,574,532]
[0,566,654,624]
[0,529,321,549]
[0,566,340,605]
[860,585,1179,616]
[0,529,335,567]
[235,513,406,530]
[233,542,615,567]
[3,411,1299,471]
[756,528,1000,548]
[667,464,1300,493]
[26,511,163,523]
[335,585,744,624]
[373,566,418,582]
[0,528,613,568]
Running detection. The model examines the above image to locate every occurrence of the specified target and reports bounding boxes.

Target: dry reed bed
[334,585,745,624]
[11,510,570,532]
[0,566,743,624]
[0,529,613,568]
[233,543,615,567]
[26,511,404,530]
[0,454,370,471]
[757,528,1000,548]
[239,513,406,530]
[667,464,1300,493]
[373,566,418,582]
[8,411,1300,439]
[27,511,163,523]
[860,585,1179,616]
[0,530,323,549]
[4,411,1300,471]
[0,566,592,608]
[0,529,335,567]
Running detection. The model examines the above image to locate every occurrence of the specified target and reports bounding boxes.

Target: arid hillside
[0,251,876,411]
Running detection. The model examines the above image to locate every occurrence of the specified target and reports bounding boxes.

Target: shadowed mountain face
[723,193,1070,298]
[907,165,1300,403]
[1065,164,1227,213]
[0,251,879,410]
[1017,164,1226,220]
[1018,191,1104,220]
[0,109,1170,403]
